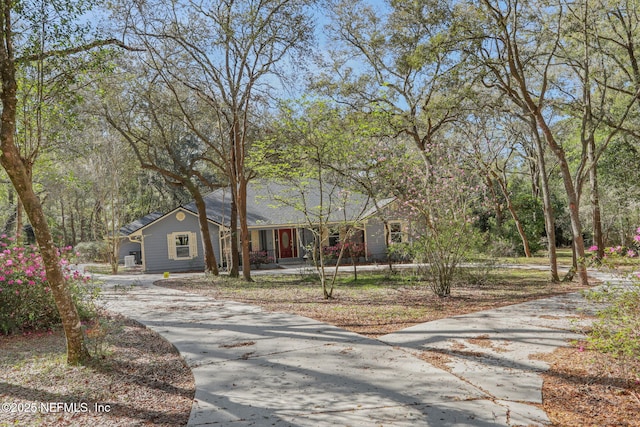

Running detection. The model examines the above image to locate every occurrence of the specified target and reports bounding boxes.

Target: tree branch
[17,38,143,63]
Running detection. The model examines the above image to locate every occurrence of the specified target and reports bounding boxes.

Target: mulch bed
[0,313,194,427]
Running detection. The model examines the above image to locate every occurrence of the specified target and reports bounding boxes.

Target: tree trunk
[531,121,559,281]
[229,191,240,278]
[228,116,244,279]
[580,0,604,262]
[76,198,86,242]
[487,178,504,230]
[190,186,219,275]
[1,113,89,366]
[70,207,77,246]
[507,200,532,257]
[588,137,604,259]
[15,197,22,244]
[492,171,532,257]
[550,145,588,285]
[238,176,252,281]
[0,24,89,364]
[60,198,67,246]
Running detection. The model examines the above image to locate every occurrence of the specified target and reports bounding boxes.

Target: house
[118,180,409,273]
[118,212,163,265]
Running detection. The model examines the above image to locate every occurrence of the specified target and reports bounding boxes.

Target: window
[175,234,190,258]
[389,222,403,244]
[168,232,197,260]
[328,228,340,247]
[250,230,269,252]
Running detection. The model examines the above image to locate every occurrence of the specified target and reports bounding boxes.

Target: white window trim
[389,221,404,244]
[167,232,198,260]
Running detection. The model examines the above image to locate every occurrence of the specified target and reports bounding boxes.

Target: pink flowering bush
[372,141,484,297]
[0,235,94,335]
[249,251,275,269]
[586,242,639,262]
[323,242,367,263]
[586,227,640,378]
[340,242,366,261]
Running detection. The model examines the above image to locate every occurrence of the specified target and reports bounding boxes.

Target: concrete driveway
[95,268,608,426]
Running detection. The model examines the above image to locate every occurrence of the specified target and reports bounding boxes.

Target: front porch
[220,227,312,269]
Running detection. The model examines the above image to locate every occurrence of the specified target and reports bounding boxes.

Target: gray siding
[302,228,316,257]
[266,230,276,254]
[142,209,221,273]
[119,239,142,264]
[365,219,388,260]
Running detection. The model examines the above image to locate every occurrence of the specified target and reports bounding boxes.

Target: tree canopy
[2,0,640,317]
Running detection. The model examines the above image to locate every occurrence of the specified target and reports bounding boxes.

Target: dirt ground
[0,313,194,427]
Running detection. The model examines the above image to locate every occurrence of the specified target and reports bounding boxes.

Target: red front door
[278,228,294,258]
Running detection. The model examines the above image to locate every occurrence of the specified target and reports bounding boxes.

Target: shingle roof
[182,180,391,228]
[119,212,164,235]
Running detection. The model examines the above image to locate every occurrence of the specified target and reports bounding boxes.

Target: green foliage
[75,241,109,263]
[585,227,640,378]
[485,236,519,258]
[387,242,415,263]
[482,181,547,257]
[585,280,640,377]
[0,237,98,335]
[512,192,545,253]
[388,221,484,297]
[412,224,484,297]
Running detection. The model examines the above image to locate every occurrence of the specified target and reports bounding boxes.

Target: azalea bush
[586,231,640,263]
[341,242,366,261]
[0,235,96,335]
[585,227,640,380]
[322,245,339,261]
[323,242,367,263]
[249,250,274,269]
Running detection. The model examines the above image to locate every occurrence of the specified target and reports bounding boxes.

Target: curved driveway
[97,269,610,426]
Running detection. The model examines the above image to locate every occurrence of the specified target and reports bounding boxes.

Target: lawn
[159,266,592,337]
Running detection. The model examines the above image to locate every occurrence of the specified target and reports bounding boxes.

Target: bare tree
[104,76,222,275]
[112,0,313,280]
[463,0,594,284]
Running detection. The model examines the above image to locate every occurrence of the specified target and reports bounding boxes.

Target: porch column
[293,228,298,258]
[273,229,279,262]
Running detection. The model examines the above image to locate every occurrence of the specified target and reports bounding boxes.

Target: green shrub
[586,280,640,377]
[486,237,519,258]
[0,235,97,335]
[75,241,109,263]
[585,226,640,379]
